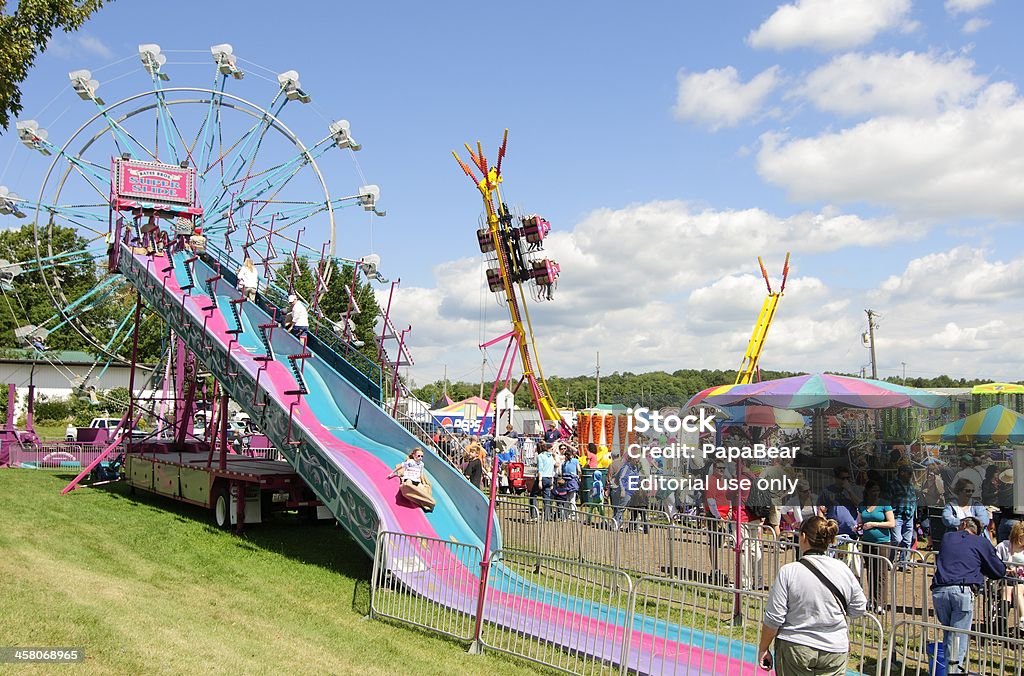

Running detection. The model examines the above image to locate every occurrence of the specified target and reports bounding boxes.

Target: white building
[0,350,157,419]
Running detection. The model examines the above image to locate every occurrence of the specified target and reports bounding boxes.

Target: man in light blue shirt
[535,444,556,521]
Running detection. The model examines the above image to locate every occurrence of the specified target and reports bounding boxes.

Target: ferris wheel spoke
[40,274,122,326]
[200,98,285,215]
[192,78,229,172]
[148,76,184,166]
[212,141,334,221]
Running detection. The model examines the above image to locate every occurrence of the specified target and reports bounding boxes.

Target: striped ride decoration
[603,414,615,451]
[628,424,637,448]
[591,413,603,446]
[617,413,628,454]
[577,413,590,447]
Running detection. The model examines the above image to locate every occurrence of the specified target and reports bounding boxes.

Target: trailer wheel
[212,484,231,530]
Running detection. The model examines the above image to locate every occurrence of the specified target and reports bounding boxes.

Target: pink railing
[7,441,124,469]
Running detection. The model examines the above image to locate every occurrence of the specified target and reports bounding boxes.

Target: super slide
[120,245,770,675]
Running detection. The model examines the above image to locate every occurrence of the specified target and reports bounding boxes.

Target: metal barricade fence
[481,549,633,675]
[7,441,116,469]
[625,575,768,675]
[888,618,1024,675]
[893,557,934,626]
[242,447,284,461]
[828,541,897,623]
[495,498,541,554]
[849,613,887,676]
[370,531,483,642]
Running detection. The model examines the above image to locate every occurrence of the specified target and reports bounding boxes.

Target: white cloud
[748,0,914,52]
[758,82,1024,219]
[962,17,990,33]
[673,66,780,130]
[874,246,1024,304]
[794,51,985,117]
[48,33,114,60]
[391,201,937,387]
[945,0,993,15]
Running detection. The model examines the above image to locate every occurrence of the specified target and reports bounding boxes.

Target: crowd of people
[415,425,1024,675]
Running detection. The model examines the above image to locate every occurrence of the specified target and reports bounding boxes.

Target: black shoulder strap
[799,558,849,616]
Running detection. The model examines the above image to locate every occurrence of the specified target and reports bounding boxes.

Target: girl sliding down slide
[388,448,436,512]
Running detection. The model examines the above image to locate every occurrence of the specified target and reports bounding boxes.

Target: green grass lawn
[0,471,547,675]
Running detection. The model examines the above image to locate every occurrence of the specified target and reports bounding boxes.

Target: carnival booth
[429,396,495,434]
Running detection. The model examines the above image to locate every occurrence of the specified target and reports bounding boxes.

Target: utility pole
[901,361,906,385]
[595,351,601,405]
[442,364,448,399]
[865,309,879,380]
[865,309,880,438]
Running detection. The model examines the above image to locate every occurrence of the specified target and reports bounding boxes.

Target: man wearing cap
[931,516,1006,675]
[543,420,562,444]
[189,226,207,254]
[285,294,309,338]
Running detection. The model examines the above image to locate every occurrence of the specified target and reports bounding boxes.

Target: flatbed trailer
[124,450,329,530]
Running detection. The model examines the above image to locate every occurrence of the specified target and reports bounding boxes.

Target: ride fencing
[369,531,897,676]
[481,549,633,675]
[887,618,1024,675]
[6,441,121,469]
[370,531,483,643]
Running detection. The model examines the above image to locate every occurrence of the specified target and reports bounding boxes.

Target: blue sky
[2,0,1022,389]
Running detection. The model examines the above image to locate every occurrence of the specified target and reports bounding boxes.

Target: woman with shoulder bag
[757,516,868,675]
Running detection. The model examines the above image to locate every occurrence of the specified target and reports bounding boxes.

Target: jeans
[892,513,915,564]
[559,491,577,519]
[611,492,627,526]
[540,477,554,520]
[932,585,973,672]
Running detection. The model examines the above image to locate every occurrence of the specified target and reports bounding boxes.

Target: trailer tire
[212,484,231,530]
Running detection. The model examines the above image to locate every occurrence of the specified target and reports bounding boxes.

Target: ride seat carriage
[521,215,550,244]
[531,259,560,287]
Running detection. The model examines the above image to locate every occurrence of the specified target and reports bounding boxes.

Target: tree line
[411,370,1008,410]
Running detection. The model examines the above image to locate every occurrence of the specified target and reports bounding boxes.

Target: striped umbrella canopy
[685,373,949,412]
[718,405,806,429]
[971,382,1024,395]
[920,404,1024,443]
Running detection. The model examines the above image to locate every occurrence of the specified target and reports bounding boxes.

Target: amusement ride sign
[113,159,196,207]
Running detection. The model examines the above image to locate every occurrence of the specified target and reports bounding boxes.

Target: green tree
[277,257,383,368]
[0,0,109,129]
[0,221,97,351]
[0,221,164,363]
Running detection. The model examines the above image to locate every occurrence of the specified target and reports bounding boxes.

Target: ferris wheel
[0,43,385,391]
